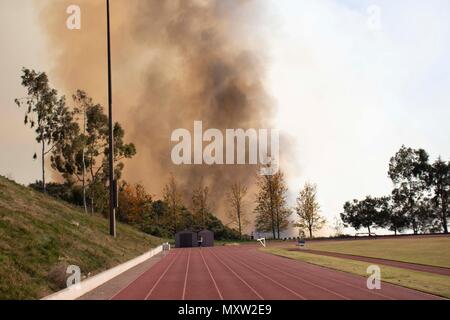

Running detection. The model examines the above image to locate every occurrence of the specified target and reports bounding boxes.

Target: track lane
[253,247,396,299]
[199,248,224,300]
[183,249,222,300]
[111,249,181,300]
[200,247,262,300]
[227,246,391,300]
[206,247,265,300]
[182,248,192,300]
[146,248,190,300]
[220,246,350,300]
[239,246,442,300]
[207,248,305,300]
[110,245,444,300]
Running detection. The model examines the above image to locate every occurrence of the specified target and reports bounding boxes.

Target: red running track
[110,246,443,300]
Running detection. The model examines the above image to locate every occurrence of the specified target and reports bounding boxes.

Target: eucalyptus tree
[388,146,430,234]
[429,158,449,233]
[341,196,388,235]
[15,68,71,192]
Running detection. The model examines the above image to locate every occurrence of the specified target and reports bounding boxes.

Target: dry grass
[306,237,450,268]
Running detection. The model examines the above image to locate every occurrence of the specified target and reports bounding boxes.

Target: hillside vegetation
[0,176,163,300]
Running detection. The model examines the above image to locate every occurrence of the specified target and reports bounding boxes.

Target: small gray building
[175,230,197,248]
[198,229,214,247]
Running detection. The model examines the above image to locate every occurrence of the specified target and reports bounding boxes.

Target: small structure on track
[198,229,214,247]
[175,230,198,248]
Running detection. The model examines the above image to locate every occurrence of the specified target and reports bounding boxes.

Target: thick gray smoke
[40,0,281,226]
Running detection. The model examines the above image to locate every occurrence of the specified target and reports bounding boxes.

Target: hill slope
[0,176,163,300]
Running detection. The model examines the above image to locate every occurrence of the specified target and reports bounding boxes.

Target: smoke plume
[39,0,278,225]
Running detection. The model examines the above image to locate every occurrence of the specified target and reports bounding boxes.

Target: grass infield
[305,237,450,268]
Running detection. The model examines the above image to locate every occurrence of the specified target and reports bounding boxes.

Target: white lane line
[109,250,175,300]
[252,248,396,300]
[207,248,264,300]
[182,249,192,300]
[200,249,224,300]
[224,247,349,300]
[219,248,307,300]
[144,249,183,300]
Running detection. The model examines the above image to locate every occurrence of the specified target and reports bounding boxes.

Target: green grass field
[0,176,164,300]
[305,237,450,268]
[264,247,450,299]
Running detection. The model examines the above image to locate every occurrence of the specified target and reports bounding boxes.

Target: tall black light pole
[107,0,116,237]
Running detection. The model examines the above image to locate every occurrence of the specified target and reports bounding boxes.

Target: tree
[429,158,449,234]
[294,183,326,238]
[141,200,172,238]
[415,198,438,233]
[381,197,408,235]
[88,121,136,214]
[330,216,345,237]
[15,68,70,193]
[227,182,249,239]
[374,196,410,235]
[51,90,93,212]
[163,174,183,235]
[118,182,152,224]
[192,179,210,229]
[204,213,240,240]
[72,90,91,213]
[388,146,430,234]
[254,169,291,239]
[341,196,387,235]
[51,90,137,214]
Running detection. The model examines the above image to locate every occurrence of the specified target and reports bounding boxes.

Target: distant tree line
[116,176,240,240]
[16,68,239,240]
[341,146,449,235]
[16,68,331,240]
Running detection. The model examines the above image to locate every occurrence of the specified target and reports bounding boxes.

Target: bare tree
[255,169,291,239]
[331,216,344,237]
[295,183,326,238]
[192,178,210,229]
[163,173,183,235]
[227,182,249,239]
[72,90,90,213]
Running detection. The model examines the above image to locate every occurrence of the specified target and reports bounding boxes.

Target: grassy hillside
[0,176,164,300]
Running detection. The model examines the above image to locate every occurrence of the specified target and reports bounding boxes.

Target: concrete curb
[42,245,163,300]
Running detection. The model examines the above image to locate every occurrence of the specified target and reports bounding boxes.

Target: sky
[0,0,50,184]
[267,0,450,234]
[0,0,449,236]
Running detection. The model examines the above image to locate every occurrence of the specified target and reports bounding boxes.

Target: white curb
[42,245,163,300]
